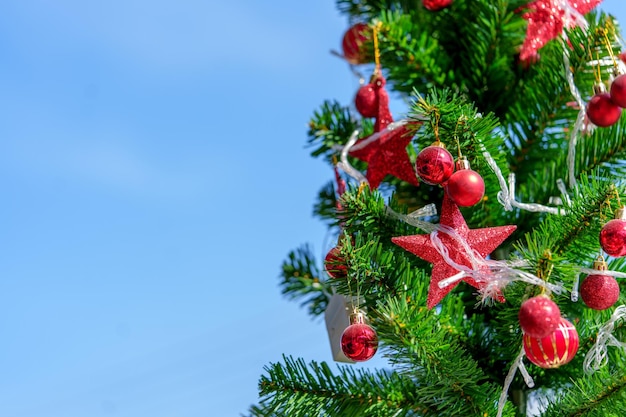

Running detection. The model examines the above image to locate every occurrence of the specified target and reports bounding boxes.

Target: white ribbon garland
[497,347,535,417]
[584,305,626,374]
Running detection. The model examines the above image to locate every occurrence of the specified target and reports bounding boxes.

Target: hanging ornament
[610,73,626,108]
[586,84,622,128]
[599,206,626,257]
[518,295,561,338]
[392,194,516,308]
[581,257,620,310]
[422,0,452,11]
[445,157,485,207]
[523,317,579,368]
[354,73,392,130]
[340,311,378,362]
[355,83,378,118]
[324,246,348,279]
[415,143,455,185]
[518,0,602,62]
[342,23,371,65]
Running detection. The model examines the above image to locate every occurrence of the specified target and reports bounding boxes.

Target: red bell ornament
[342,23,371,65]
[415,143,455,185]
[610,73,626,108]
[599,207,626,258]
[518,295,561,339]
[586,85,622,127]
[523,317,579,369]
[580,257,620,310]
[340,312,378,362]
[445,157,485,207]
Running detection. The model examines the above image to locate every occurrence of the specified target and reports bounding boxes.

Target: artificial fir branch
[255,356,440,417]
[280,245,330,317]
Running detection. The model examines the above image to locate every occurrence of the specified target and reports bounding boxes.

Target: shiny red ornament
[518,0,602,62]
[610,74,626,108]
[581,274,620,310]
[523,317,579,369]
[355,83,378,118]
[392,194,516,308]
[342,23,371,65]
[518,295,561,338]
[445,159,485,207]
[415,144,455,185]
[586,93,622,127]
[325,246,347,279]
[340,312,378,362]
[422,0,452,11]
[600,208,626,257]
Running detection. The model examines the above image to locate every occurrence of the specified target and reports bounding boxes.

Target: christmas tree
[250,1,626,415]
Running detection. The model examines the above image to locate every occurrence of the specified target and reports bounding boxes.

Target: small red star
[350,122,420,189]
[392,195,516,308]
[519,0,602,62]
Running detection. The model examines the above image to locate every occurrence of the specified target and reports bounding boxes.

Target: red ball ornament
[324,246,347,279]
[523,317,579,369]
[610,74,626,108]
[580,258,620,310]
[518,295,561,339]
[422,0,452,11]
[355,83,378,118]
[342,23,371,65]
[415,144,455,185]
[445,158,485,207]
[600,208,626,258]
[586,91,622,127]
[340,312,378,362]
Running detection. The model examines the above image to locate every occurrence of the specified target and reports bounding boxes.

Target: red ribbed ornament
[518,295,561,338]
[340,312,378,362]
[523,317,579,369]
[415,144,455,185]
[342,23,371,65]
[324,246,347,279]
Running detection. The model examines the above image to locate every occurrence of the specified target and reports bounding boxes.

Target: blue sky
[0,1,625,416]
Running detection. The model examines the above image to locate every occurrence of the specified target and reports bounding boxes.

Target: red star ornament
[349,122,420,189]
[392,195,516,308]
[519,0,602,62]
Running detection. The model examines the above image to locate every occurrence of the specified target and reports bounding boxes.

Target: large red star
[392,195,516,308]
[519,0,602,62]
[349,122,420,189]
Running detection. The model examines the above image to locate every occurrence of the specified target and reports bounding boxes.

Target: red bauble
[518,295,561,338]
[581,273,620,310]
[586,93,622,127]
[445,165,485,207]
[324,247,347,279]
[340,313,378,362]
[523,317,579,369]
[611,74,626,108]
[355,83,378,118]
[599,218,626,258]
[415,145,455,185]
[342,23,371,65]
[422,0,452,11]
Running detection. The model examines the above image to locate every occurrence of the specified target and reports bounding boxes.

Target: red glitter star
[350,122,420,189]
[519,0,602,62]
[392,195,516,308]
